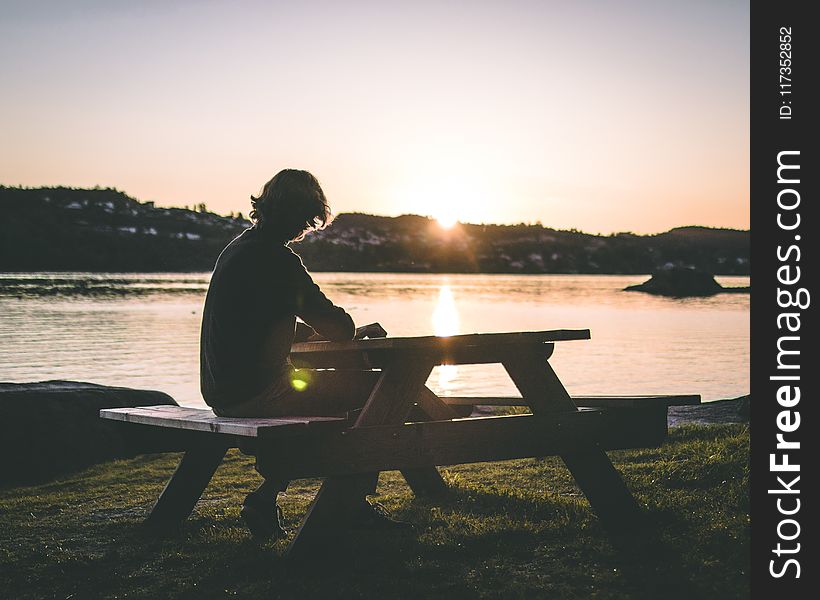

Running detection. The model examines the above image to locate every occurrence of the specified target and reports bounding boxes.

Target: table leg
[400,387,458,498]
[286,473,378,558]
[146,438,230,527]
[286,360,434,557]
[561,451,642,528]
[503,354,641,531]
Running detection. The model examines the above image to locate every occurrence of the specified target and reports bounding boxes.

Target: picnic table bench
[100,330,699,556]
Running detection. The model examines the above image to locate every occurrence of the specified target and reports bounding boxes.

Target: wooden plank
[290,342,555,369]
[146,438,230,526]
[442,395,702,408]
[291,329,589,355]
[100,406,345,438]
[440,394,698,449]
[502,354,575,413]
[354,361,436,427]
[414,387,462,421]
[573,395,701,408]
[441,395,699,447]
[261,410,605,478]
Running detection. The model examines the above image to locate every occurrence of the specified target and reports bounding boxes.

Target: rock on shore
[668,395,749,427]
[0,381,180,485]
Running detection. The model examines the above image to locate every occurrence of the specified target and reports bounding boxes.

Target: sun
[429,194,460,229]
[435,212,458,229]
[393,169,493,229]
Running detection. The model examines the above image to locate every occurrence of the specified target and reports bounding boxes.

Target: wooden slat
[503,354,575,413]
[415,387,462,421]
[261,410,605,478]
[100,406,344,438]
[354,361,436,427]
[290,342,555,369]
[573,395,701,408]
[442,395,702,408]
[291,329,589,355]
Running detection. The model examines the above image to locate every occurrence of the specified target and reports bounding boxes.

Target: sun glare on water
[432,283,460,393]
[432,284,459,337]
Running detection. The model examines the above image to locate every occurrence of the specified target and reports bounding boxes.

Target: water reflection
[432,282,460,394]
[0,272,750,405]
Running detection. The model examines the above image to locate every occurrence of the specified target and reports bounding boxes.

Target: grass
[0,425,749,599]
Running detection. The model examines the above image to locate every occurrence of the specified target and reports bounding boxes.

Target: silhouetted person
[200,169,404,538]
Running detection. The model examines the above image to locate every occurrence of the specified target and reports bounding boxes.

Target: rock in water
[625,266,749,297]
[0,380,181,485]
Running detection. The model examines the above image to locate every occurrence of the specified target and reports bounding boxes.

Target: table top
[290,329,590,362]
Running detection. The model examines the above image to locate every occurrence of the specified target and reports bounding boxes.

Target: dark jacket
[199,227,354,409]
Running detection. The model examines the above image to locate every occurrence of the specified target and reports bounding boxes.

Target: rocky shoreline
[0,381,180,485]
[668,395,749,427]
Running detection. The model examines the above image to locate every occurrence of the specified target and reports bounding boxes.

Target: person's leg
[272,370,383,496]
[215,370,385,536]
[214,369,382,418]
[240,480,287,539]
[282,370,411,528]
[213,391,294,537]
[244,477,288,507]
[268,369,382,417]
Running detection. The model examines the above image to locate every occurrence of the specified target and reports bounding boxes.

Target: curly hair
[249,169,332,241]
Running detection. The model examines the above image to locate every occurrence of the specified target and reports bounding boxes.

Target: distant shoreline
[2,186,750,275]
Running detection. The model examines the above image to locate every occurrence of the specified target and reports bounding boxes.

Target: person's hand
[354,322,388,339]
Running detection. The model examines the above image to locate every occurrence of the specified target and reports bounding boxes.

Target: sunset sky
[1,0,749,234]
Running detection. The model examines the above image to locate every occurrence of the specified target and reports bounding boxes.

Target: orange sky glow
[0,0,749,234]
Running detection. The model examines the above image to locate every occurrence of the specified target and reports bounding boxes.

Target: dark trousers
[216,369,382,507]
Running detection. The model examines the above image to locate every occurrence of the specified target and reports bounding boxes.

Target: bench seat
[100,405,345,438]
[101,394,700,448]
[441,394,701,408]
[438,394,701,448]
[103,405,619,478]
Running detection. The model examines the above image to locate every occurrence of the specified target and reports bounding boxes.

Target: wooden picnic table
[101,330,697,556]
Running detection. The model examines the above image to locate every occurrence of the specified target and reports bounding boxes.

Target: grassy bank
[0,425,749,599]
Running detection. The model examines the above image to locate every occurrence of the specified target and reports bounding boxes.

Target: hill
[0,186,749,274]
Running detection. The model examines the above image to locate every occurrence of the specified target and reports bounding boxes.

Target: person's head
[249,169,331,242]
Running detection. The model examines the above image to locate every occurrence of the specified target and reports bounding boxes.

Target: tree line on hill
[0,186,749,275]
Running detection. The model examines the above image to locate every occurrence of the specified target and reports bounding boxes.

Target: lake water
[0,272,749,406]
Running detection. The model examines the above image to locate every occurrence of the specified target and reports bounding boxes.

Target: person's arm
[285,251,356,341]
[297,321,387,342]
